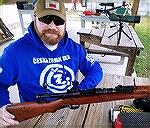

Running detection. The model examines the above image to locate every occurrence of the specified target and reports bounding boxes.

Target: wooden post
[125,48,137,76]
[129,0,140,28]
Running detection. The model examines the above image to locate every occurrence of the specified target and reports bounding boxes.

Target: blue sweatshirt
[0,22,103,107]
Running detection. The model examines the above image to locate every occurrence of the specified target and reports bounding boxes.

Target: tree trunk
[130,0,140,28]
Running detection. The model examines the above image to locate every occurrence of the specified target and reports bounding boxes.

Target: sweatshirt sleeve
[0,50,18,107]
[78,45,103,90]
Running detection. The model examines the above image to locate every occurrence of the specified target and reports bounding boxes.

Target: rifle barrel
[36,85,135,99]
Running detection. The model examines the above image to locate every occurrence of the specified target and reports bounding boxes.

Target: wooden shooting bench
[77,25,144,76]
[11,74,150,128]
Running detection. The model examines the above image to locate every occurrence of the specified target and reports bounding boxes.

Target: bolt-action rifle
[6,85,150,122]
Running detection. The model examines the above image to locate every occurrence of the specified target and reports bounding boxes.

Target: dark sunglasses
[38,15,65,26]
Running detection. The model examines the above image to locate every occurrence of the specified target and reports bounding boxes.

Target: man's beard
[39,29,65,45]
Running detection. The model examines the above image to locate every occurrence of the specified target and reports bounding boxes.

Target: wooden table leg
[125,48,137,76]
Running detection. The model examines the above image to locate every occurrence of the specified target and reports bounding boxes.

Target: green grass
[134,16,150,77]
[0,0,5,5]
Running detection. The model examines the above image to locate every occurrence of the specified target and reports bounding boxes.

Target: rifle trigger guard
[69,105,80,110]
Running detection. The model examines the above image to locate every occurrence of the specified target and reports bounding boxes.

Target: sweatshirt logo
[33,55,71,64]
[86,55,95,66]
[40,64,74,93]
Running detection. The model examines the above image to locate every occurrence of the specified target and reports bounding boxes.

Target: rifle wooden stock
[6,85,150,122]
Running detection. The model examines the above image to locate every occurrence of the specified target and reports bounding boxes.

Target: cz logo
[40,64,74,93]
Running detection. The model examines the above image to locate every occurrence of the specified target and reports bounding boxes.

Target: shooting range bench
[77,25,144,76]
[10,74,150,128]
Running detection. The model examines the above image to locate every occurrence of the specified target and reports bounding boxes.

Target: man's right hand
[0,106,19,128]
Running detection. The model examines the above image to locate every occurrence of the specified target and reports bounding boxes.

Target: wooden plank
[77,28,104,47]
[84,102,113,128]
[10,116,42,128]
[77,28,92,35]
[128,26,144,50]
[77,28,104,38]
[34,105,88,128]
[90,28,105,38]
[86,48,128,57]
[135,77,150,85]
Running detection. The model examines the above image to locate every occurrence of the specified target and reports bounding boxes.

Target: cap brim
[36,10,66,21]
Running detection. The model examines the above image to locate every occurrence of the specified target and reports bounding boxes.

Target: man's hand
[0,106,19,127]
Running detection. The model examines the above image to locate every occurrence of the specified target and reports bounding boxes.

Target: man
[0,0,103,127]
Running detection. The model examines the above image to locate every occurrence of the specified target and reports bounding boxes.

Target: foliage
[0,0,5,5]
[134,16,150,77]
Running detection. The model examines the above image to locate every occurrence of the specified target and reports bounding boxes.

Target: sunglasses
[38,15,65,26]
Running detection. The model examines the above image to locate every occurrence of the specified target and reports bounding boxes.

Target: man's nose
[48,21,57,29]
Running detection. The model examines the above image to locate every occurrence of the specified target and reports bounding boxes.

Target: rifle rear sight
[36,85,135,99]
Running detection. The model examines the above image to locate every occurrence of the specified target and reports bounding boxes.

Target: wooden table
[77,25,144,76]
[12,74,150,128]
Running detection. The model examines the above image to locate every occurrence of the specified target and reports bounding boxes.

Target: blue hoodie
[0,22,103,107]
